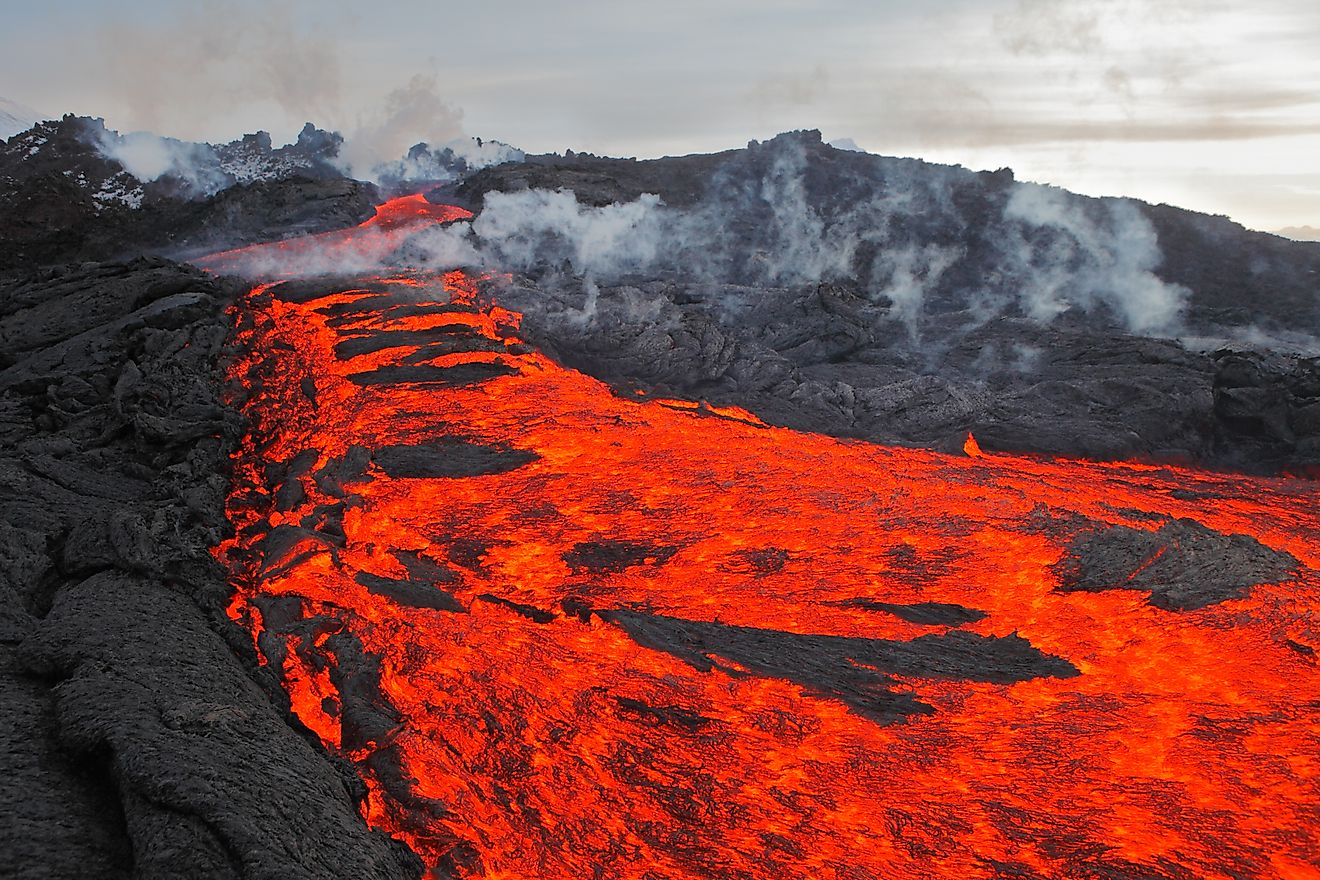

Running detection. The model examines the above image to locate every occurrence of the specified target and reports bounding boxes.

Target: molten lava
[215,197,1320,879]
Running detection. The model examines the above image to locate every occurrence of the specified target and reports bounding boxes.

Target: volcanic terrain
[1,119,1317,879]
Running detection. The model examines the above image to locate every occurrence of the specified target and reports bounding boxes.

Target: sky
[3,0,1318,232]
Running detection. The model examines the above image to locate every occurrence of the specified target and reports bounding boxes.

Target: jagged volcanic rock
[0,260,418,878]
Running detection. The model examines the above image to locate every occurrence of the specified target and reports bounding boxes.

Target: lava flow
[215,197,1320,879]
[198,194,471,277]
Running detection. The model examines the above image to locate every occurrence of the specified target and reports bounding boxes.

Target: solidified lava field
[213,200,1320,879]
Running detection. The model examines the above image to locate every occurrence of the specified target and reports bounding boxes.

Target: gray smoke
[336,75,525,183]
[89,0,342,138]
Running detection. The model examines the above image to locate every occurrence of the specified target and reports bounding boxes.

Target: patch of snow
[218,151,309,184]
[92,173,145,210]
[9,130,48,158]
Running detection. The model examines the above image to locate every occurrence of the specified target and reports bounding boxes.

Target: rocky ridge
[0,117,379,272]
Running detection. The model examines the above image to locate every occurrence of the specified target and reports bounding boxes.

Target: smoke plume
[337,75,466,181]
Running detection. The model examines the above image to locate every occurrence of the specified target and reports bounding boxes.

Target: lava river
[212,197,1320,879]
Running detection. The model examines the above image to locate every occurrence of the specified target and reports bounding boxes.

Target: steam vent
[2,123,1318,880]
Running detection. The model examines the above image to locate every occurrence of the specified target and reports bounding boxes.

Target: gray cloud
[749,65,831,108]
[87,0,344,137]
[994,0,1107,55]
[908,115,1320,146]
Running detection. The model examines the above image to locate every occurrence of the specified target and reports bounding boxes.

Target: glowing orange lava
[214,198,1320,879]
[198,194,471,277]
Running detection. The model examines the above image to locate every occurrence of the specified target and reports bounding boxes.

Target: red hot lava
[214,197,1320,879]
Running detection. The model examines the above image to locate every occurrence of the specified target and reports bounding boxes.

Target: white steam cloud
[470,190,665,276]
[421,137,1188,340]
[94,129,229,196]
[1002,184,1187,334]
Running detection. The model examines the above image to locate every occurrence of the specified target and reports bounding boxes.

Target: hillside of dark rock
[453,131,1320,346]
[444,131,1320,472]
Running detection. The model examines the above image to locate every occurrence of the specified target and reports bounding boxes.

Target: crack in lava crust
[215,199,1320,880]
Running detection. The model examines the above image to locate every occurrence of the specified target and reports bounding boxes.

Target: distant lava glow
[215,198,1320,879]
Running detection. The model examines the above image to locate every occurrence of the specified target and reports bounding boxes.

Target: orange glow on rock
[213,201,1320,880]
[964,431,984,458]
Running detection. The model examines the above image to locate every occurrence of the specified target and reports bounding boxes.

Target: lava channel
[214,197,1320,880]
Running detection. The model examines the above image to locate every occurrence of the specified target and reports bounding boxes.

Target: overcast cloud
[2,0,1317,230]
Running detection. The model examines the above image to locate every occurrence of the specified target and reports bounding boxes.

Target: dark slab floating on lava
[257,523,338,578]
[598,609,1079,723]
[370,438,538,479]
[564,539,679,575]
[614,695,716,732]
[399,338,520,363]
[1053,517,1301,610]
[837,599,989,626]
[477,593,558,623]
[347,361,519,387]
[355,571,465,613]
[391,549,460,584]
[271,277,398,305]
[318,299,463,324]
[333,328,511,361]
